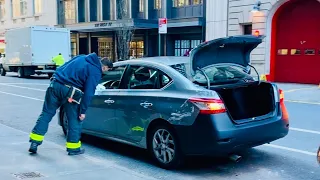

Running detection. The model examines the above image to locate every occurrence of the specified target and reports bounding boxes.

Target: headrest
[134,68,150,81]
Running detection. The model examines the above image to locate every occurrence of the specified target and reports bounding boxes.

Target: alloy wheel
[152,129,175,164]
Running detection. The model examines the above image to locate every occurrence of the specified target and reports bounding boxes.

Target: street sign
[158,18,167,34]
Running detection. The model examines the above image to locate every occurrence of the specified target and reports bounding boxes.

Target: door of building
[274,0,320,84]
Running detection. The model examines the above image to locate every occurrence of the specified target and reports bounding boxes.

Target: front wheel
[147,125,184,169]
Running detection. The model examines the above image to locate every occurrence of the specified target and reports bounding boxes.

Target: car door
[82,65,127,136]
[114,65,170,142]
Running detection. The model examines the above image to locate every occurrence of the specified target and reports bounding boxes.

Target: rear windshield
[170,63,257,85]
[193,65,257,85]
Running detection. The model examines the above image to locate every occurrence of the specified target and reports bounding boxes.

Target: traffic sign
[158,18,167,34]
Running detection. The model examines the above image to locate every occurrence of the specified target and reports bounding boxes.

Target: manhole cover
[12,172,44,179]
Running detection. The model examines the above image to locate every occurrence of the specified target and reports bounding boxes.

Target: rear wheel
[147,125,184,169]
[17,67,24,78]
[0,66,6,76]
[48,73,53,79]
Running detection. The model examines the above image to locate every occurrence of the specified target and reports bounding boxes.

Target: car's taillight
[279,89,284,102]
[278,89,289,121]
[188,97,226,114]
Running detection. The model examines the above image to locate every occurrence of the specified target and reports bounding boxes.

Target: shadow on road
[80,134,277,172]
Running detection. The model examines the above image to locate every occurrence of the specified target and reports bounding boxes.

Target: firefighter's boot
[28,142,39,153]
[68,148,85,156]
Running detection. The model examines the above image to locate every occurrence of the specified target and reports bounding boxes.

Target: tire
[147,124,184,169]
[48,73,53,79]
[0,66,6,76]
[17,67,24,78]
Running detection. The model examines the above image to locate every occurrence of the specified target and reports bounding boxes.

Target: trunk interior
[213,82,276,121]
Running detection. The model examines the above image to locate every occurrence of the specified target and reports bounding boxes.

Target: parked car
[58,35,289,169]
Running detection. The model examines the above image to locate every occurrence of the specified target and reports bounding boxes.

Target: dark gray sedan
[58,35,289,169]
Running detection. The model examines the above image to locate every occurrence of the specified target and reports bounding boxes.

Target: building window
[192,0,202,5]
[34,0,42,14]
[90,0,97,21]
[130,41,144,58]
[98,37,114,61]
[139,0,144,12]
[174,40,201,56]
[173,0,201,7]
[0,0,5,19]
[243,24,252,35]
[154,0,161,9]
[64,0,76,24]
[12,0,27,17]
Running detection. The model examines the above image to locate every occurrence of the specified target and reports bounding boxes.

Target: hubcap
[152,129,175,164]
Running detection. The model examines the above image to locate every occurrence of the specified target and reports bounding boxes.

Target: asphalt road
[0,73,319,180]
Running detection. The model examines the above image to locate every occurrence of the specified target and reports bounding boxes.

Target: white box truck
[0,26,71,78]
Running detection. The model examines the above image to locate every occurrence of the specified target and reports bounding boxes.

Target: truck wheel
[17,67,25,78]
[0,67,6,76]
[48,73,53,79]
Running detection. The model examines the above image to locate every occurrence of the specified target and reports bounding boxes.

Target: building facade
[205,0,320,84]
[57,0,205,60]
[0,0,57,54]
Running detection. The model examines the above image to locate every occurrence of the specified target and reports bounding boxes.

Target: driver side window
[96,66,126,90]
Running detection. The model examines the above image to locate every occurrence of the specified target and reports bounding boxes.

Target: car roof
[114,56,189,67]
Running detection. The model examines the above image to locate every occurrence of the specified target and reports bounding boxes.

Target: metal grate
[12,172,44,179]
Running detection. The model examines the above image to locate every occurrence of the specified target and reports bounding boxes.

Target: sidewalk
[0,123,157,180]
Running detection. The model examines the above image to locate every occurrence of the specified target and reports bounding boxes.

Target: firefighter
[28,53,113,156]
[52,53,65,67]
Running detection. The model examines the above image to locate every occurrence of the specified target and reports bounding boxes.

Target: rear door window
[121,65,172,89]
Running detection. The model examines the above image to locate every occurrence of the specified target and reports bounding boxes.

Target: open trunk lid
[189,35,263,77]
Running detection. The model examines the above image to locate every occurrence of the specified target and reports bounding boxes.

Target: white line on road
[0,83,48,85]
[284,87,318,93]
[0,90,44,101]
[263,144,317,156]
[290,127,320,135]
[285,100,320,105]
[0,83,47,91]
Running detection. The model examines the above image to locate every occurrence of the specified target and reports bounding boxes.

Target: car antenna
[197,67,210,89]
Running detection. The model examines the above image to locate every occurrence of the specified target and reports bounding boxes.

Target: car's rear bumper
[173,104,289,156]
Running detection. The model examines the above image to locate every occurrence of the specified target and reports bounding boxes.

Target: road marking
[0,83,48,85]
[0,83,46,91]
[264,144,317,156]
[0,90,44,101]
[285,100,320,105]
[284,87,318,93]
[290,127,320,135]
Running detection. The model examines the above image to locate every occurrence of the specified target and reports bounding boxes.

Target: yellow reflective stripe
[66,141,81,149]
[30,133,44,141]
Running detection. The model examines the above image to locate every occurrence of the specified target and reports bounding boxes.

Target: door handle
[104,99,115,104]
[140,102,153,108]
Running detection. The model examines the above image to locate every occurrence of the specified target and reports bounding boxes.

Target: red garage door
[274,0,320,84]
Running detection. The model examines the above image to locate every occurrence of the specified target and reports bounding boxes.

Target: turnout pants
[29,80,83,152]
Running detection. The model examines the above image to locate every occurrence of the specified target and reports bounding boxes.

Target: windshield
[192,64,258,85]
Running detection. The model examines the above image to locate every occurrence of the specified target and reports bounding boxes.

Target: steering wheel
[110,80,120,89]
